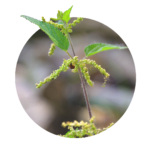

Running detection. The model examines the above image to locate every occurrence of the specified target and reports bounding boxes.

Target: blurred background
[15,18,136,135]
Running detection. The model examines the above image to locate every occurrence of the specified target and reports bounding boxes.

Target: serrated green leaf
[62,5,73,23]
[21,15,69,51]
[84,43,127,57]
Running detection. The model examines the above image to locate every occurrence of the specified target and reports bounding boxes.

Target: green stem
[66,51,73,59]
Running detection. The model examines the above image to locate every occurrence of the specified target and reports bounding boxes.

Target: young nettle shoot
[21,5,127,137]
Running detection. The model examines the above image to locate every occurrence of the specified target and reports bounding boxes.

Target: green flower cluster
[79,61,94,86]
[42,14,83,37]
[80,59,110,87]
[41,16,46,22]
[69,17,83,26]
[52,17,83,36]
[60,116,114,138]
[35,56,78,88]
[67,17,83,34]
[48,43,56,56]
[41,16,64,29]
[50,18,59,22]
[35,56,110,88]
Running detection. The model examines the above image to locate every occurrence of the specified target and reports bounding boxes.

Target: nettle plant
[21,6,127,138]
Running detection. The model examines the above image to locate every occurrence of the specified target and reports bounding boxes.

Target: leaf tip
[20,15,27,19]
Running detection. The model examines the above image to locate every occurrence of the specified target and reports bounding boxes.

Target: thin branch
[66,51,73,59]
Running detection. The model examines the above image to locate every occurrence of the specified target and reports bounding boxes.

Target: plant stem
[66,51,73,59]
[67,33,92,119]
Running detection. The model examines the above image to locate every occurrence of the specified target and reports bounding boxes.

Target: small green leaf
[21,15,69,51]
[62,5,73,23]
[65,131,72,136]
[84,43,127,57]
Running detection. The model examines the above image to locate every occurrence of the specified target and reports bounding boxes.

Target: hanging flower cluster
[35,56,110,88]
[79,59,110,87]
[48,43,56,56]
[67,17,83,33]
